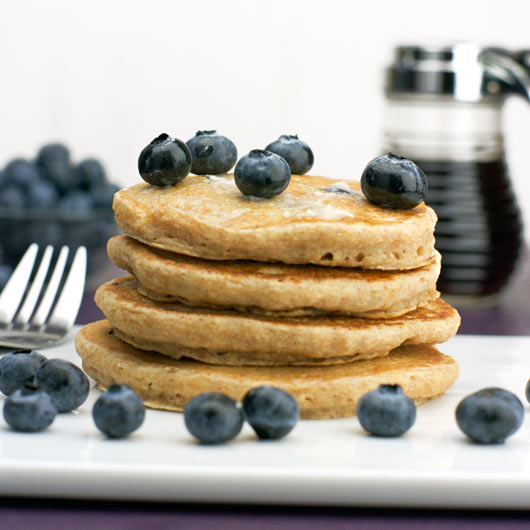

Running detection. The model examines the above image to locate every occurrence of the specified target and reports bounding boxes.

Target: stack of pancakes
[75,174,461,419]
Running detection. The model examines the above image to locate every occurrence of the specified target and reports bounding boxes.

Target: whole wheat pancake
[108,235,441,318]
[113,175,436,270]
[95,277,460,366]
[75,320,460,419]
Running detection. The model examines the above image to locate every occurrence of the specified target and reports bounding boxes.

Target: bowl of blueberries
[0,143,121,291]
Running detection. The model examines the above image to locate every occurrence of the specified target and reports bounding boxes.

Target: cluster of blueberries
[138,131,314,199]
[0,143,120,288]
[0,349,143,438]
[0,144,119,212]
[185,383,527,444]
[1,348,527,445]
[183,382,528,444]
[0,348,300,442]
[138,131,427,209]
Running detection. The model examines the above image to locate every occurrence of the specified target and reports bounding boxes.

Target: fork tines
[0,244,87,333]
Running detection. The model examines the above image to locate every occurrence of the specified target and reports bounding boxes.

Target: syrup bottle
[383,43,528,304]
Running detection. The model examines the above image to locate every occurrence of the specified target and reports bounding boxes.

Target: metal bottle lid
[386,42,530,102]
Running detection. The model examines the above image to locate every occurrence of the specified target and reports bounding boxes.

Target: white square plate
[1,329,530,509]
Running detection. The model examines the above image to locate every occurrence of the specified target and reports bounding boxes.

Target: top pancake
[113,175,437,270]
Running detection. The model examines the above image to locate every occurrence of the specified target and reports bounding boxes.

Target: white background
[1,0,529,241]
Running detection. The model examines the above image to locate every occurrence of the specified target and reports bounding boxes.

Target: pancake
[108,235,441,318]
[113,175,436,270]
[95,276,461,366]
[75,320,460,420]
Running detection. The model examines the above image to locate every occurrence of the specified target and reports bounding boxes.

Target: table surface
[2,253,530,529]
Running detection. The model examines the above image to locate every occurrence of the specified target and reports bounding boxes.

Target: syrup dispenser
[383,43,528,302]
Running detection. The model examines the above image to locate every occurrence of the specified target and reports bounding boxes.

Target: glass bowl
[0,207,122,292]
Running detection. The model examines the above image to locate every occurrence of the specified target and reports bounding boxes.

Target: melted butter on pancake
[130,174,431,228]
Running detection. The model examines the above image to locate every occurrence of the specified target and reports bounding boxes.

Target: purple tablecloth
[2,256,530,529]
[3,499,530,530]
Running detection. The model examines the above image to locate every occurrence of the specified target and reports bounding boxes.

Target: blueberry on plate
[92,384,145,438]
[186,130,238,175]
[138,133,192,186]
[265,135,314,175]
[3,382,57,432]
[242,386,299,440]
[76,158,107,190]
[456,387,524,444]
[356,384,416,437]
[360,153,427,209]
[3,159,41,189]
[0,349,47,395]
[234,149,291,198]
[525,379,530,404]
[184,392,243,444]
[35,359,90,412]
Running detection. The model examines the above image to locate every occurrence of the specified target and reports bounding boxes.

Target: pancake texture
[75,320,460,420]
[108,236,441,318]
[95,276,461,366]
[113,175,437,270]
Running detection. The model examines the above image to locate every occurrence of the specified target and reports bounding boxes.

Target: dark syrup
[416,158,523,297]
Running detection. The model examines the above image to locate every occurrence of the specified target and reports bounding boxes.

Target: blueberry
[35,359,90,412]
[138,133,192,186]
[0,349,47,395]
[526,379,530,404]
[184,392,243,444]
[37,143,70,171]
[186,130,238,175]
[3,382,57,432]
[234,150,291,198]
[76,159,107,190]
[360,153,427,209]
[92,384,145,438]
[0,184,26,208]
[0,264,13,290]
[43,166,79,195]
[37,144,78,195]
[92,183,120,209]
[242,386,299,440]
[265,135,314,175]
[27,179,59,209]
[3,159,41,189]
[60,190,94,214]
[456,387,524,444]
[356,384,416,437]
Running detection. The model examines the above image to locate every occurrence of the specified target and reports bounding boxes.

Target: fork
[0,244,87,350]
